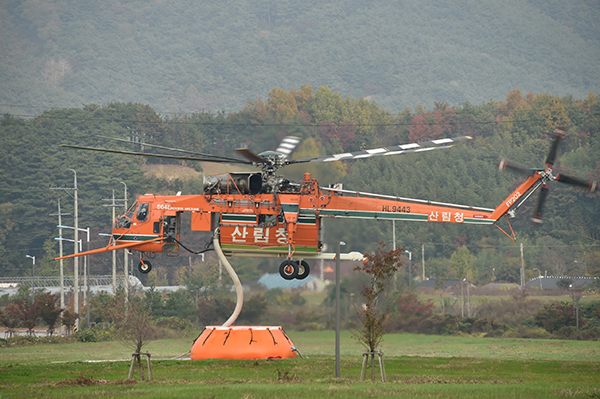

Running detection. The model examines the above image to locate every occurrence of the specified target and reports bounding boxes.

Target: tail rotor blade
[497,158,536,176]
[545,127,565,167]
[556,174,599,192]
[530,185,550,225]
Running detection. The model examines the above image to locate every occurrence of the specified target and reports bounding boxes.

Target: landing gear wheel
[138,260,152,274]
[279,260,298,280]
[296,260,310,280]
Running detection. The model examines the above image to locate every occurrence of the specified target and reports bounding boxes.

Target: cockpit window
[127,201,138,213]
[114,200,138,229]
[114,215,131,229]
[136,203,149,222]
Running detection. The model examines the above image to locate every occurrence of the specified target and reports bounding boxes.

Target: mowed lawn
[1,331,599,398]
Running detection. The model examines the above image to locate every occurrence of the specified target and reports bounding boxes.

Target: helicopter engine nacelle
[203,172,263,195]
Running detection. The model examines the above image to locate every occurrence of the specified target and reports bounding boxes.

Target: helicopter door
[162,213,180,253]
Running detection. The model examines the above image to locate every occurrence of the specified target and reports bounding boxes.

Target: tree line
[0,88,598,286]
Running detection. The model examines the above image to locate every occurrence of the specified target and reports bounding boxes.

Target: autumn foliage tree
[15,299,40,336]
[38,293,63,336]
[353,243,403,381]
[387,293,435,332]
[0,302,22,337]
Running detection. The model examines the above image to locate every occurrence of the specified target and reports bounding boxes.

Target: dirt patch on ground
[54,374,137,386]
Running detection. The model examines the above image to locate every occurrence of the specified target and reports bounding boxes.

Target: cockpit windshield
[114,200,138,229]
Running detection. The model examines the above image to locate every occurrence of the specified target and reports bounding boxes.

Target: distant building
[525,276,597,290]
[257,273,326,291]
[415,278,462,289]
[479,282,520,290]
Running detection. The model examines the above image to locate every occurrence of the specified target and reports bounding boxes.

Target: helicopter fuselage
[110,171,514,262]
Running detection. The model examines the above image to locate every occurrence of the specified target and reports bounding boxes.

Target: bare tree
[41,57,72,86]
[111,293,155,380]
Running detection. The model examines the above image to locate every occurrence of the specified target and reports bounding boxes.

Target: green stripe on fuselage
[222,214,257,223]
[315,209,428,221]
[113,234,160,242]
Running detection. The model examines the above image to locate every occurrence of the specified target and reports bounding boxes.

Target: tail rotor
[498,127,598,225]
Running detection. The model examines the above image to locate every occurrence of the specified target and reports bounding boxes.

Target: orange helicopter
[57,128,597,280]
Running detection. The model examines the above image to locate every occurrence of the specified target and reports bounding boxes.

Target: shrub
[387,293,434,333]
[501,326,551,339]
[294,308,326,331]
[475,297,544,328]
[0,335,76,347]
[417,314,460,335]
[553,326,600,341]
[534,303,584,333]
[75,325,115,342]
[155,316,193,333]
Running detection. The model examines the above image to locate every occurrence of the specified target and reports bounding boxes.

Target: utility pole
[104,190,119,294]
[103,187,128,298]
[121,181,128,295]
[56,226,89,328]
[71,169,79,328]
[335,240,345,378]
[422,243,425,280]
[25,255,35,303]
[392,220,396,290]
[50,199,71,319]
[520,243,525,288]
[50,169,80,329]
[405,250,412,288]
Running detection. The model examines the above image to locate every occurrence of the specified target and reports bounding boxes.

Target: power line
[1,104,597,128]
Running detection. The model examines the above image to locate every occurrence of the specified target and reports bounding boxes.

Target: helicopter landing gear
[296,260,310,280]
[279,260,297,280]
[278,260,310,280]
[138,259,152,274]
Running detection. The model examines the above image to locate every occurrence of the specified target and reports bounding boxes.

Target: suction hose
[213,230,243,327]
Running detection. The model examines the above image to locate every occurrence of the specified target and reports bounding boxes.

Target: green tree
[450,246,475,317]
[37,239,60,276]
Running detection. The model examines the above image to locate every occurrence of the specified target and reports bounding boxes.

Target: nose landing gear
[278,260,310,280]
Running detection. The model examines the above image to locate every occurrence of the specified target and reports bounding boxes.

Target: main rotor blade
[288,136,471,164]
[497,159,540,175]
[545,127,565,167]
[530,184,550,225]
[60,144,253,164]
[556,174,599,192]
[96,135,245,163]
[235,148,267,163]
[274,136,301,158]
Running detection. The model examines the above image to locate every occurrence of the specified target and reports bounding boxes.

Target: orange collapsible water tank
[190,326,298,360]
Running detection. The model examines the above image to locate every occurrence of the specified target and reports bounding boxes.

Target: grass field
[1,331,599,398]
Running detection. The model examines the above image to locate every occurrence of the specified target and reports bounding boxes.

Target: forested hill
[1,89,599,284]
[1,0,599,116]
